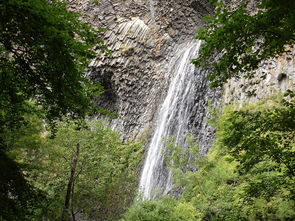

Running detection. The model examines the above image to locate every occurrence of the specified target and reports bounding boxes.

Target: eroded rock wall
[67,0,215,140]
[67,0,294,146]
[223,49,295,105]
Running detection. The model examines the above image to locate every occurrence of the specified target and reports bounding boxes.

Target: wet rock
[67,0,214,140]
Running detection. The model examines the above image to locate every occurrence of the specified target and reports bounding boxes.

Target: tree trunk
[61,143,80,221]
[71,180,76,221]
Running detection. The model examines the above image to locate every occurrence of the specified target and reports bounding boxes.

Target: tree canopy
[0,0,105,136]
[21,119,143,220]
[193,0,295,87]
[0,0,106,219]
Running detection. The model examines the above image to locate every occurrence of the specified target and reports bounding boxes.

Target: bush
[122,197,201,221]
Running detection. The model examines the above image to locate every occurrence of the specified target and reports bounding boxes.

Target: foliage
[214,91,295,220]
[193,0,295,87]
[0,0,105,131]
[218,91,295,177]
[164,135,205,188]
[0,151,45,221]
[122,197,201,221]
[165,93,295,220]
[24,120,144,220]
[0,116,144,220]
[181,150,241,220]
[0,110,46,221]
[0,0,106,219]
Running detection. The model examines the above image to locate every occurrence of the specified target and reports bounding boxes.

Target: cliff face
[67,0,295,148]
[67,0,215,141]
[224,48,295,105]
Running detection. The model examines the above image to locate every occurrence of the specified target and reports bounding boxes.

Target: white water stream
[139,41,203,199]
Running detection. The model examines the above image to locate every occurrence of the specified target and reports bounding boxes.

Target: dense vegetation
[183,92,295,220]
[122,197,201,221]
[5,116,143,220]
[0,0,143,219]
[0,0,105,127]
[0,0,129,220]
[124,92,295,220]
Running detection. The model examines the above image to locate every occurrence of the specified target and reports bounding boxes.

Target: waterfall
[139,40,204,199]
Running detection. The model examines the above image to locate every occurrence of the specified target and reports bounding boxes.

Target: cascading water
[139,40,206,199]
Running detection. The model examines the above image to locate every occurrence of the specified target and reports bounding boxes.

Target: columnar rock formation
[67,0,215,140]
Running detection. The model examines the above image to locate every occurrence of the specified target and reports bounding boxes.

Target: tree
[0,0,105,136]
[218,91,295,180]
[0,0,105,219]
[0,111,47,220]
[167,93,295,220]
[193,0,295,87]
[27,120,144,220]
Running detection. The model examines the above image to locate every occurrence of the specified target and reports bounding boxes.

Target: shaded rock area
[224,49,295,105]
[67,0,215,140]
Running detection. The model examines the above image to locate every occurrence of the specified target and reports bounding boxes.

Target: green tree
[0,0,105,219]
[219,91,295,178]
[193,0,295,87]
[27,120,143,221]
[171,93,295,220]
[0,110,46,220]
[0,0,105,132]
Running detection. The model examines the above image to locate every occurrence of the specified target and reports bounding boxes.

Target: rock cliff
[224,48,295,105]
[67,0,294,155]
[67,0,216,143]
